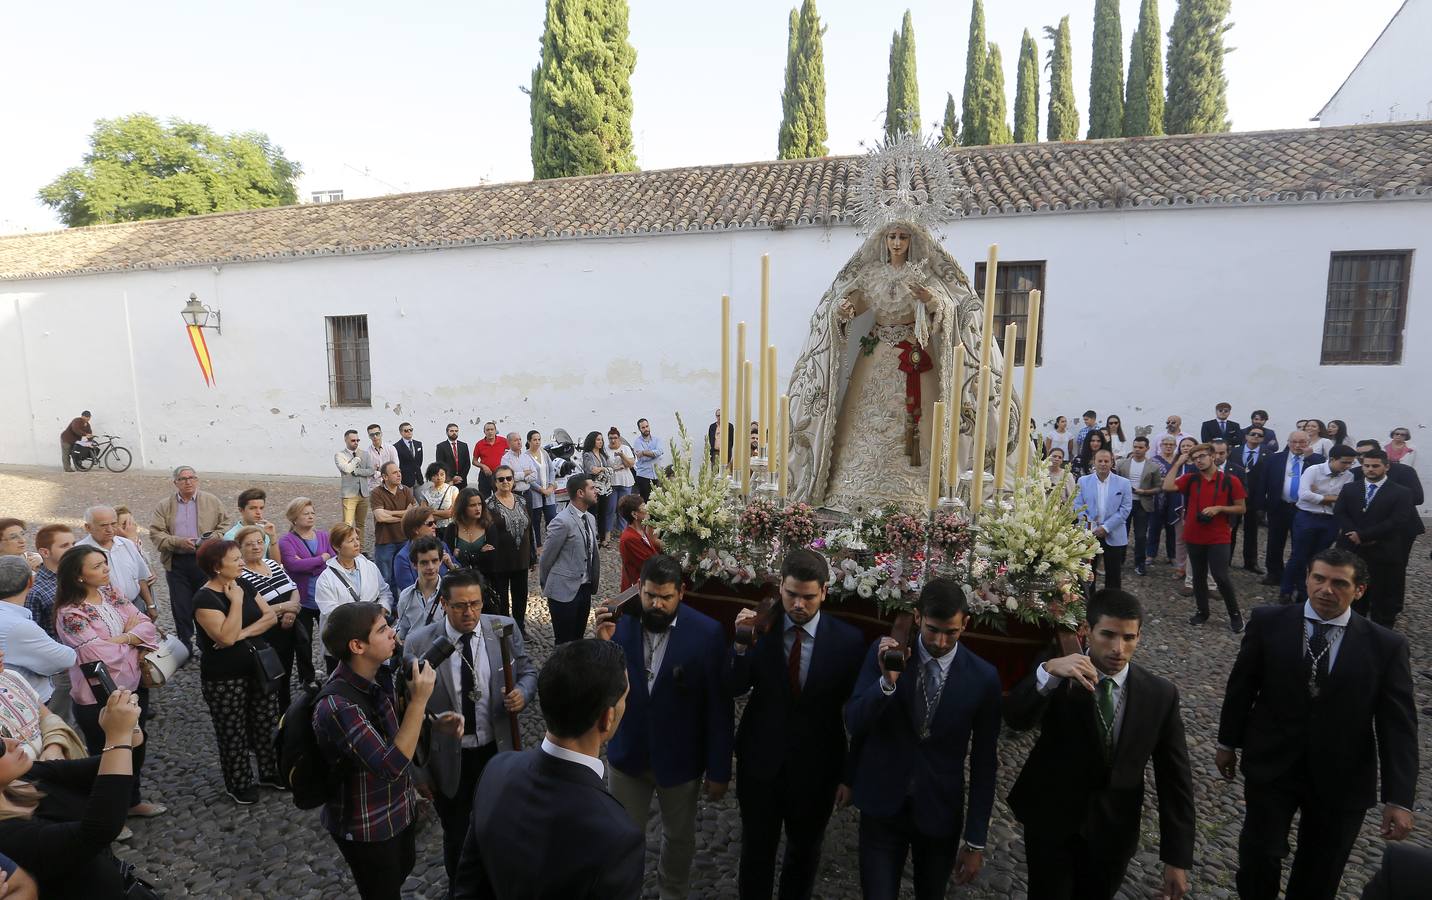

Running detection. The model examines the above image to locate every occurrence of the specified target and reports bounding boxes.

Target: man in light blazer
[408,568,536,893]
[1116,436,1162,575]
[1077,448,1134,591]
[538,474,601,645]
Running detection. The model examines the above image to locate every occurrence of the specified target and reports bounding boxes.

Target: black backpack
[273,676,379,810]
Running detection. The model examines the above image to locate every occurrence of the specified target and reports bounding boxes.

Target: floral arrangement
[777,502,819,549]
[645,415,736,565]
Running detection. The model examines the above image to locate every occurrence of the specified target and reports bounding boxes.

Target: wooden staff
[496,622,522,750]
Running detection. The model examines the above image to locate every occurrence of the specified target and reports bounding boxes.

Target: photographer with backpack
[311,601,439,900]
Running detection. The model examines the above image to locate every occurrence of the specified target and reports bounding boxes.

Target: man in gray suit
[408,567,536,894]
[335,429,375,548]
[539,474,602,645]
[1117,436,1163,575]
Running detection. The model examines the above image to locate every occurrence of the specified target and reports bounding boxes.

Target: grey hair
[172,465,196,480]
[0,556,31,601]
[83,505,117,527]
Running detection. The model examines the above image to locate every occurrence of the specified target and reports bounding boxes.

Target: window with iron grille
[326,315,371,407]
[972,260,1045,366]
[1320,251,1411,365]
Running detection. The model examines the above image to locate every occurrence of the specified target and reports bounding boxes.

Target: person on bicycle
[59,411,92,473]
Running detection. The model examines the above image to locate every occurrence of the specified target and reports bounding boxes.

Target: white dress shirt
[1296,462,1353,515]
[1303,600,1351,672]
[75,535,152,603]
[882,637,957,694]
[642,618,675,691]
[445,618,492,747]
[783,611,821,689]
[501,449,532,493]
[1281,452,1311,504]
[1037,656,1130,744]
[541,735,605,780]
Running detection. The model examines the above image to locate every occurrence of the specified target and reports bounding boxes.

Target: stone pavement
[1,463,1429,899]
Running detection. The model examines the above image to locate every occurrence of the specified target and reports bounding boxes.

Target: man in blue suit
[728,548,866,900]
[1076,448,1134,591]
[593,553,734,900]
[846,578,1002,900]
[1259,430,1324,591]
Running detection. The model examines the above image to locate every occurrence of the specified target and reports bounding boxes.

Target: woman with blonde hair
[278,496,330,689]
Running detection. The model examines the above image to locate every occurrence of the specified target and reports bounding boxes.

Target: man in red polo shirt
[1163,442,1247,633]
[474,421,508,497]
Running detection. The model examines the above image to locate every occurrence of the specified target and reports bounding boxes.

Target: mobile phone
[80,661,118,704]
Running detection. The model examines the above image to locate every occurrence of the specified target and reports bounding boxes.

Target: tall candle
[742,360,754,496]
[927,401,946,511]
[735,321,747,475]
[734,359,746,485]
[765,345,777,468]
[1014,289,1042,479]
[993,322,1018,492]
[777,394,790,498]
[720,295,731,472]
[978,245,998,373]
[759,254,771,451]
[946,351,964,495]
[970,365,990,514]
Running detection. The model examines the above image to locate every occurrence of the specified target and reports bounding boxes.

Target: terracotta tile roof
[3,122,1430,282]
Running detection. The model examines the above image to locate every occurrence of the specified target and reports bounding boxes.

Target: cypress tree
[940,93,959,147]
[885,10,921,139]
[1165,0,1232,134]
[1123,0,1164,136]
[529,0,638,179]
[1013,29,1040,143]
[1087,0,1124,138]
[983,43,1012,144]
[1044,16,1080,141]
[778,0,829,159]
[959,0,988,145]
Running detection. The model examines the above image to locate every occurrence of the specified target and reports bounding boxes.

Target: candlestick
[970,365,990,514]
[993,322,1018,492]
[946,351,963,494]
[735,320,747,476]
[720,295,731,473]
[978,245,998,374]
[927,401,946,511]
[742,360,754,496]
[1015,289,1042,479]
[777,394,790,498]
[765,345,777,471]
[734,357,746,487]
[759,254,771,452]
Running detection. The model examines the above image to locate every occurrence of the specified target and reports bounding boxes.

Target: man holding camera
[407,568,536,893]
[593,554,733,900]
[1163,442,1247,632]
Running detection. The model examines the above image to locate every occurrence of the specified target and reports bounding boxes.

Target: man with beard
[593,554,734,900]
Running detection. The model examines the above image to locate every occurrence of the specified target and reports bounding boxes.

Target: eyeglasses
[368,431,381,437]
[446,601,482,613]
[495,476,514,483]
[175,476,198,482]
[423,520,436,528]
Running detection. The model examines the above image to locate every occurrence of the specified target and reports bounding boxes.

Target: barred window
[1320,251,1411,365]
[326,315,371,407]
[972,260,1045,366]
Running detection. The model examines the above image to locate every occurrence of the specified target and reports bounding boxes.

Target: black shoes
[1230,614,1245,634]
[1277,593,1294,605]
[1135,564,1147,576]
[1188,612,1210,626]
[1258,576,1280,587]
[1244,565,1267,575]
[227,786,259,805]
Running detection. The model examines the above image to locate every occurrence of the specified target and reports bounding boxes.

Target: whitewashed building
[1316,0,1432,126]
[1,122,1429,484]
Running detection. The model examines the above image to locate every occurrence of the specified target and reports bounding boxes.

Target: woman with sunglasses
[487,465,533,632]
[391,506,454,596]
[1103,414,1128,459]
[1387,428,1416,466]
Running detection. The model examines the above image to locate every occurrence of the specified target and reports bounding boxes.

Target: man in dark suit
[845,578,1002,900]
[1360,844,1432,900]
[454,638,643,900]
[395,422,424,489]
[593,553,734,900]
[436,423,472,488]
[727,548,865,900]
[1201,401,1243,448]
[1230,425,1270,572]
[1249,409,1278,453]
[1259,429,1324,588]
[409,569,537,893]
[1354,439,1425,566]
[1217,547,1418,900]
[1336,449,1419,629]
[1006,589,1194,900]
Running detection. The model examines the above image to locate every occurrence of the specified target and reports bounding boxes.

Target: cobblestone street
[1,463,1429,899]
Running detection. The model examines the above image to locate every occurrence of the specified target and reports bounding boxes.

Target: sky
[0,0,1407,234]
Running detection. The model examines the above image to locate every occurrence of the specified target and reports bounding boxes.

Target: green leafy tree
[37,114,300,227]
[778,0,829,159]
[940,93,959,146]
[885,10,921,139]
[1013,29,1040,143]
[1123,0,1165,135]
[1044,16,1080,141]
[1087,0,1124,138]
[983,43,1012,144]
[960,0,988,145]
[528,0,638,180]
[1165,0,1232,134]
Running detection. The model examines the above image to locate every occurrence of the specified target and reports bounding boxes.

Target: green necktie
[1097,678,1117,752]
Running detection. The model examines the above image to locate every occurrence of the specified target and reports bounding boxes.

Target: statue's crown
[848,132,966,234]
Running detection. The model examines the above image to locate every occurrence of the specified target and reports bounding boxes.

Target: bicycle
[73,434,133,473]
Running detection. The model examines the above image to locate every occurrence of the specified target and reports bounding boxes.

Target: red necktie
[788,627,803,698]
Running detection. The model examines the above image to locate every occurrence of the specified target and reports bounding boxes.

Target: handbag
[247,640,287,696]
[140,632,191,688]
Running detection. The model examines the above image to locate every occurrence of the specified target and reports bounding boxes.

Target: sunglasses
[423,520,437,528]
[495,476,514,483]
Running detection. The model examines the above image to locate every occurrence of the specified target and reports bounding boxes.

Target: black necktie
[460,631,478,736]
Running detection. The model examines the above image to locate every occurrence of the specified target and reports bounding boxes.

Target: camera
[80,660,119,704]
[394,635,457,701]
[1196,510,1216,523]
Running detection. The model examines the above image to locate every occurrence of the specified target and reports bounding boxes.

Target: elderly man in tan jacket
[151,465,230,650]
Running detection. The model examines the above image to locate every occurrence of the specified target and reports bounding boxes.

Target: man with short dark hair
[1164,442,1247,632]
[1281,445,1357,604]
[594,554,733,900]
[1117,436,1159,576]
[1233,426,1270,573]
[1076,448,1133,591]
[223,488,281,563]
[151,465,231,650]
[371,462,415,597]
[846,579,1002,899]
[1217,549,1418,899]
[454,639,643,899]
[708,408,734,467]
[395,422,423,489]
[539,474,601,645]
[336,429,375,547]
[314,602,437,900]
[728,548,865,900]
[632,418,664,501]
[474,421,507,498]
[1007,589,1193,900]
[1336,449,1418,629]
[1248,410,1278,453]
[59,410,92,472]
[1075,410,1101,449]
[436,424,472,489]
[1201,402,1243,448]
[365,424,399,495]
[392,536,444,640]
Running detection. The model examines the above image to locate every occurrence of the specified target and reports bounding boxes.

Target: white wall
[1319,0,1432,125]
[1,199,1429,489]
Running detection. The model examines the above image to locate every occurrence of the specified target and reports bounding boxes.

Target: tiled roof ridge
[2,122,1429,281]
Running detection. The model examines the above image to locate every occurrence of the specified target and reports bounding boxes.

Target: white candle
[1015,289,1042,479]
[777,394,790,499]
[927,401,946,511]
[720,295,731,473]
[994,322,1018,492]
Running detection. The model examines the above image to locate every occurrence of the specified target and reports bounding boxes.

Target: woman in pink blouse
[55,545,164,817]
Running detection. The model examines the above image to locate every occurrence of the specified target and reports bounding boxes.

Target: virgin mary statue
[785,139,1023,512]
